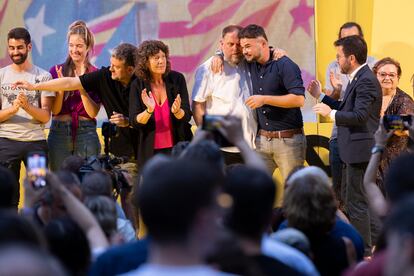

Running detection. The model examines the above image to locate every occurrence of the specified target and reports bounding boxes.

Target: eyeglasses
[377,72,398,79]
[336,54,347,60]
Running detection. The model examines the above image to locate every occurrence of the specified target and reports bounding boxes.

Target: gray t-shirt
[325,56,376,139]
[0,65,54,141]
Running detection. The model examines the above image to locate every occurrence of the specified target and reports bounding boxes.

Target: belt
[258,128,303,139]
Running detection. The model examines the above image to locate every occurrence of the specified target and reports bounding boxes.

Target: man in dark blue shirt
[238,24,306,180]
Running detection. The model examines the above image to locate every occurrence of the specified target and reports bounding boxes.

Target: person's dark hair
[238,24,268,41]
[0,211,46,249]
[135,40,171,82]
[41,171,83,218]
[0,166,18,209]
[222,25,243,38]
[338,22,364,39]
[112,43,137,67]
[56,170,81,189]
[137,159,222,243]
[206,230,263,276]
[81,171,112,198]
[334,35,367,65]
[372,57,402,78]
[7,27,31,44]
[63,20,95,78]
[44,217,91,276]
[385,195,414,237]
[171,141,190,157]
[60,155,85,174]
[283,174,337,236]
[84,196,117,239]
[224,166,276,241]
[180,140,224,174]
[53,170,83,203]
[385,154,414,204]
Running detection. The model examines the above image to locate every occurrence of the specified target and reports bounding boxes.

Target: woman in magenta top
[48,21,101,171]
[129,40,193,167]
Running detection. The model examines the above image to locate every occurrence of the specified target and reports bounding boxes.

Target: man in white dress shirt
[192,25,257,165]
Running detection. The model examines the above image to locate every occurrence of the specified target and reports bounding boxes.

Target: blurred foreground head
[0,245,67,276]
[137,158,223,246]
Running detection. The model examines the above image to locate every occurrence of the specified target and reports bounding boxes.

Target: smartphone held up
[202,114,233,147]
[27,152,47,189]
[383,114,412,131]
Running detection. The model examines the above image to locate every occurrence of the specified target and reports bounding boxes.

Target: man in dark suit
[308,35,382,256]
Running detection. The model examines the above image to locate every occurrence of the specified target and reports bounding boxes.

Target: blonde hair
[63,20,95,77]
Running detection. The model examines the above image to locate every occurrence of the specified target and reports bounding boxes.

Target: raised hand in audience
[363,119,393,217]
[46,172,109,250]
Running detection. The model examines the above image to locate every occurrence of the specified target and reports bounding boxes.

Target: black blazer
[322,65,382,164]
[129,70,193,167]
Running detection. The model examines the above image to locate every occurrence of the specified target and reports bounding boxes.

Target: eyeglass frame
[377,71,399,79]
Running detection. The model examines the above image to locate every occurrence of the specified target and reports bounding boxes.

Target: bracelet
[146,109,153,114]
[371,145,385,155]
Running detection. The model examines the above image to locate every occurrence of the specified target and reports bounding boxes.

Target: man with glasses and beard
[309,35,382,256]
[0,27,54,208]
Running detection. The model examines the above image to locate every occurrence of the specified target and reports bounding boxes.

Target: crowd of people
[0,19,414,275]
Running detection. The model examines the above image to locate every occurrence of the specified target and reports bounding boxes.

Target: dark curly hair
[135,40,171,82]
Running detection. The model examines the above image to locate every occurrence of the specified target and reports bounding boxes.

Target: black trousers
[0,138,48,208]
[342,162,381,256]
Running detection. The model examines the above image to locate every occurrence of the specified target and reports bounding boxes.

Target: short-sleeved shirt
[0,65,54,141]
[249,56,305,131]
[79,67,138,158]
[325,56,376,139]
[192,57,257,151]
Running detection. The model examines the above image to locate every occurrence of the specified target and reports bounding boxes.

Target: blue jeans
[48,120,101,171]
[255,133,306,181]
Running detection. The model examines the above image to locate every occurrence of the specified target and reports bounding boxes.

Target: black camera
[202,115,233,147]
[101,122,119,156]
[78,155,131,199]
[383,114,412,131]
[101,122,117,138]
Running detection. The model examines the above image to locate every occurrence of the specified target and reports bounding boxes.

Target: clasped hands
[11,92,30,114]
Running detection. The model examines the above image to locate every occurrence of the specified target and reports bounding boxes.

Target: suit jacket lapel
[339,65,369,109]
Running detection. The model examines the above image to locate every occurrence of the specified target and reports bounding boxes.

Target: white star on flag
[25,5,56,55]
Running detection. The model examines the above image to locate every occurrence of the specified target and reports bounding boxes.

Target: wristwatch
[371,145,385,154]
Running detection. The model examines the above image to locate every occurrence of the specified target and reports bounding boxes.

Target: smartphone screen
[27,152,47,189]
[202,115,233,147]
[383,115,410,131]
[202,115,224,131]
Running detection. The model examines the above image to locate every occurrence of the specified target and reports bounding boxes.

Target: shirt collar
[348,63,366,82]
